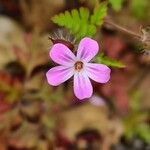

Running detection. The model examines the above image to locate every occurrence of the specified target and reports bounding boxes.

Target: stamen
[74,61,83,71]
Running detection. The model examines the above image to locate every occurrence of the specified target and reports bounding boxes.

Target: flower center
[74,61,83,71]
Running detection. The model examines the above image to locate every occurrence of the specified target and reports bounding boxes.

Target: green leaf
[109,0,124,11]
[87,25,97,37]
[91,2,108,26]
[51,3,107,40]
[79,7,90,21]
[52,7,93,40]
[95,53,125,68]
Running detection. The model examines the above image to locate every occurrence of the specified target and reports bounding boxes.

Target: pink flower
[46,37,111,100]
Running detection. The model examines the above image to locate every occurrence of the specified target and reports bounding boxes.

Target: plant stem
[104,18,142,39]
[94,0,142,39]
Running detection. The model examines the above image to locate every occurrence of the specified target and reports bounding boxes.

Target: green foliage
[130,0,149,20]
[95,53,125,68]
[109,0,124,11]
[91,2,108,26]
[52,2,107,40]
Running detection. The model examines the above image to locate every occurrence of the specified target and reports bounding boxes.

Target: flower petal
[73,71,93,100]
[46,66,74,86]
[50,43,76,66]
[77,37,99,62]
[86,63,111,83]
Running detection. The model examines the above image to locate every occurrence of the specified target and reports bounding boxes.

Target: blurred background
[0,0,149,150]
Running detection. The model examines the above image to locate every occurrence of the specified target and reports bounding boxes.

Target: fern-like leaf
[91,2,108,26]
[52,2,107,40]
[52,7,91,40]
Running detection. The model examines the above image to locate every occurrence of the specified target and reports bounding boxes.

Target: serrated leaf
[51,4,107,40]
[52,13,65,26]
[52,8,91,40]
[87,24,97,37]
[79,7,89,21]
[95,53,125,68]
[64,11,72,28]
[71,9,80,22]
[109,0,124,11]
[91,2,107,26]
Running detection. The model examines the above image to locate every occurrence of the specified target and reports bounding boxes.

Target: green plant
[95,53,125,68]
[52,2,107,40]
[51,2,125,68]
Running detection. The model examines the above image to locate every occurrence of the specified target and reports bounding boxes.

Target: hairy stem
[94,0,142,40]
[104,17,142,39]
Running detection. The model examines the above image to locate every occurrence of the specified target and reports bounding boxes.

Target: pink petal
[77,37,99,62]
[86,63,111,83]
[50,43,76,66]
[46,66,74,86]
[73,72,93,100]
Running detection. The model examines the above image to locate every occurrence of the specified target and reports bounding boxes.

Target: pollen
[74,61,83,71]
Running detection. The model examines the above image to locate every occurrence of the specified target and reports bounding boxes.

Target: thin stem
[104,18,142,39]
[94,0,142,39]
